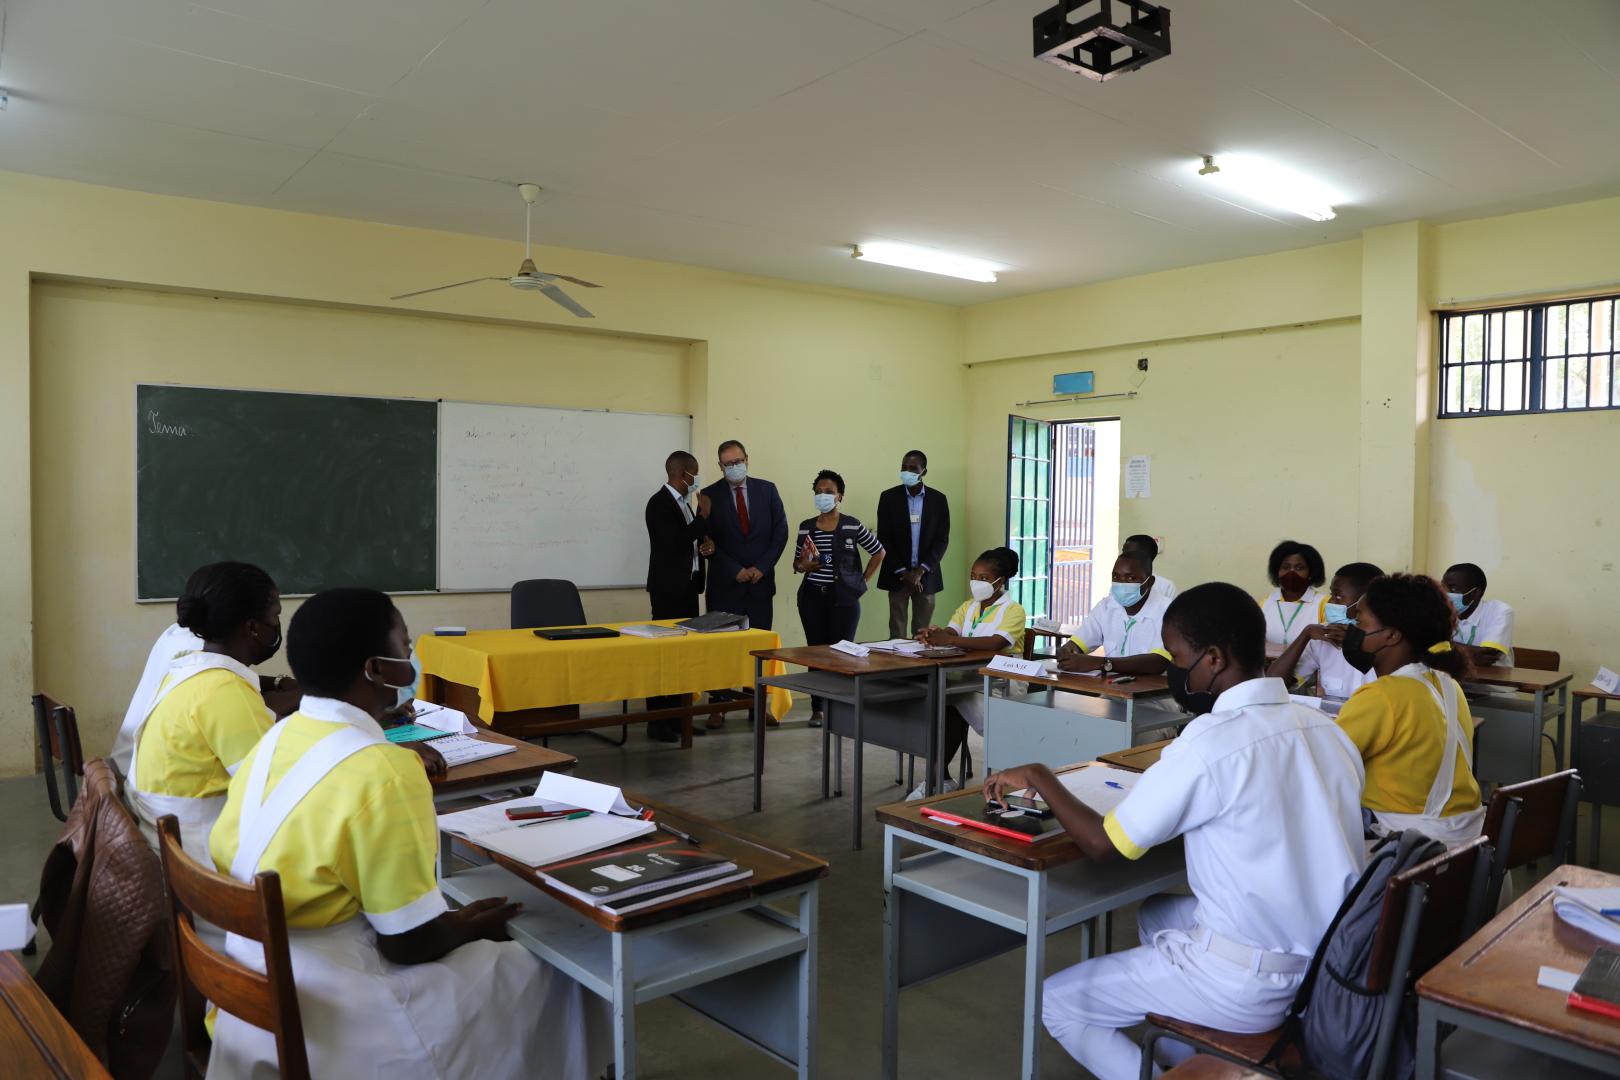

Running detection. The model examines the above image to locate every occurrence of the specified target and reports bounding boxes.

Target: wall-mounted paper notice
[1125,456,1152,499]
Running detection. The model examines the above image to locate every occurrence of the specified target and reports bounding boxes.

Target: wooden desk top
[1574,684,1620,703]
[430,727,576,796]
[1098,739,1174,773]
[1464,667,1574,693]
[752,644,1000,677]
[453,793,827,932]
[875,763,1107,871]
[0,952,112,1079]
[976,666,1171,699]
[1417,864,1620,1056]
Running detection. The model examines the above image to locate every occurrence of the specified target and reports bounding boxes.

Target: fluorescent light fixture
[1195,155,1338,222]
[851,242,999,283]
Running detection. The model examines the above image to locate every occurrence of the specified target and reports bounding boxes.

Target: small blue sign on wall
[1052,370,1095,395]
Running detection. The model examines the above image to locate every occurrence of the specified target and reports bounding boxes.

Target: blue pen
[1602,908,1620,917]
[1104,780,1124,790]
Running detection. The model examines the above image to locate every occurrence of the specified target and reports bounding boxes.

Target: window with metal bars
[1438,293,1620,417]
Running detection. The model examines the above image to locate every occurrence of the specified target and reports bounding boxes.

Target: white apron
[208,716,609,1080]
[1370,664,1487,847]
[127,652,267,868]
[112,623,204,776]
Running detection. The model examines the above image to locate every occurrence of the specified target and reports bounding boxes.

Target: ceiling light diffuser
[1195,155,1339,222]
[851,242,999,283]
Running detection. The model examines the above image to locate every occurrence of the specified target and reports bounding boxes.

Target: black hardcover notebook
[541,846,738,904]
[532,626,621,640]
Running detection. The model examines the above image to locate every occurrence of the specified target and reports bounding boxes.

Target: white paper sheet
[1596,666,1620,695]
[988,655,1045,677]
[1039,765,1140,816]
[436,794,656,868]
[830,640,871,658]
[1538,966,1579,993]
[412,701,477,734]
[429,733,518,767]
[865,638,927,655]
[536,771,640,816]
[1125,456,1152,499]
[1552,886,1620,948]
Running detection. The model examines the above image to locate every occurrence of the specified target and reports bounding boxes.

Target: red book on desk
[919,793,1066,844]
[1569,947,1620,1021]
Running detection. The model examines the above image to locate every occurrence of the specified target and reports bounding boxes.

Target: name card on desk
[1597,667,1620,695]
[986,655,1045,677]
[830,640,870,658]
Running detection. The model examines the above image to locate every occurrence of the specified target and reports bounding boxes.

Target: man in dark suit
[702,438,788,632]
[644,449,713,742]
[876,449,951,638]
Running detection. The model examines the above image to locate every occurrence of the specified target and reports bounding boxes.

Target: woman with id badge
[1268,562,1383,702]
[1260,540,1326,647]
[793,469,884,726]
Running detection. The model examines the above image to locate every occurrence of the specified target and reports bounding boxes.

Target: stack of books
[540,842,753,916]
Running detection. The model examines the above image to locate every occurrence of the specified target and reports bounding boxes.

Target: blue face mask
[372,653,421,710]
[1324,602,1354,625]
[900,470,922,488]
[1447,590,1473,614]
[814,492,838,513]
[1111,580,1145,608]
[723,462,748,484]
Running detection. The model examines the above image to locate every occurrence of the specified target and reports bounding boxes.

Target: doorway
[1004,416,1121,626]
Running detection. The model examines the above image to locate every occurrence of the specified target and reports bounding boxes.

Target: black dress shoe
[646,724,679,743]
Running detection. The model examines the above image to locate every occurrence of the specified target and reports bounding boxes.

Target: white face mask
[814,492,838,513]
[969,578,1000,603]
[686,472,700,492]
[722,462,748,484]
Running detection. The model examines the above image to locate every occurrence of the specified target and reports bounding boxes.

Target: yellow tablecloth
[415,621,791,725]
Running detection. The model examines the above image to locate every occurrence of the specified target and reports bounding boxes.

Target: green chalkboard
[136,384,437,599]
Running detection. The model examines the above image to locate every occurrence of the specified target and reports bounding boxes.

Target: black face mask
[1167,653,1219,716]
[251,619,283,665]
[1340,626,1389,674]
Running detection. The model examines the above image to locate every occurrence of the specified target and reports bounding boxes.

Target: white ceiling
[2,0,1618,304]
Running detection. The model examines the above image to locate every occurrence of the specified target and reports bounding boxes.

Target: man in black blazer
[701,439,788,634]
[875,449,951,638]
[644,449,713,742]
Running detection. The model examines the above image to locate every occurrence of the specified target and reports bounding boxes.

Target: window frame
[1436,292,1620,419]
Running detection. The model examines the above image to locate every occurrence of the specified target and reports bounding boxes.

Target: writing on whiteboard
[146,411,192,437]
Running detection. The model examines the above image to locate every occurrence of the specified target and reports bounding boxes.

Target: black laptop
[532,626,621,640]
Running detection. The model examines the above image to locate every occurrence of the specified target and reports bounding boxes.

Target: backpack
[1264,830,1446,1080]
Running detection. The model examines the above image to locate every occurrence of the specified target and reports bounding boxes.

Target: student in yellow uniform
[1441,561,1515,668]
[1057,553,1172,676]
[208,587,608,1080]
[1261,540,1326,647]
[1334,573,1486,845]
[911,547,1026,796]
[1268,562,1383,701]
[128,562,285,866]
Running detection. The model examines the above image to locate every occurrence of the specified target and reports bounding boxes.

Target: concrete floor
[0,716,1604,1079]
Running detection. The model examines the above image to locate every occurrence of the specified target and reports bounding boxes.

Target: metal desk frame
[1469,678,1570,787]
[880,824,1186,1080]
[981,673,1179,773]
[1416,997,1620,1078]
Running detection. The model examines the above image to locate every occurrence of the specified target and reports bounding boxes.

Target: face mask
[686,472,701,493]
[969,578,1000,603]
[252,618,283,661]
[369,653,421,710]
[1280,570,1309,591]
[1446,588,1475,614]
[1340,627,1389,674]
[1323,603,1353,626]
[1167,653,1219,716]
[900,470,922,488]
[723,462,748,484]
[1111,580,1144,608]
[814,492,838,513]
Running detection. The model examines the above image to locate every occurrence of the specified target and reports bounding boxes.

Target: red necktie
[735,485,751,536]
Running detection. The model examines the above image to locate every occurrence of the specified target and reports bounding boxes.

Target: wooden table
[440,793,828,1079]
[0,952,112,1079]
[1573,684,1620,865]
[976,666,1177,773]
[428,725,576,799]
[1465,667,1573,786]
[876,769,1186,1080]
[1416,864,1620,1078]
[1098,737,1174,773]
[749,645,999,850]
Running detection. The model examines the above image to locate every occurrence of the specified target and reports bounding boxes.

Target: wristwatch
[1102,658,1115,674]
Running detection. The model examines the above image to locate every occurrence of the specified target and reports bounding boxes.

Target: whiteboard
[438,401,691,590]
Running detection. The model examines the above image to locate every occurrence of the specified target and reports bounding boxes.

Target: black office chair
[509,579,626,746]
[510,579,587,629]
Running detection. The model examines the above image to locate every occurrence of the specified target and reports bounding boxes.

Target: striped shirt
[802,518,882,586]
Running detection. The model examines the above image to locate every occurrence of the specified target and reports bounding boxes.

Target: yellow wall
[1,169,966,776]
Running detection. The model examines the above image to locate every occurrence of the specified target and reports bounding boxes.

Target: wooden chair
[1160,1057,1275,1079]
[156,815,309,1080]
[32,692,85,822]
[1138,836,1494,1080]
[1022,625,1068,661]
[1512,646,1559,671]
[1482,768,1580,897]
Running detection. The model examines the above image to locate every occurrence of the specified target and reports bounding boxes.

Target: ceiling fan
[390,183,602,318]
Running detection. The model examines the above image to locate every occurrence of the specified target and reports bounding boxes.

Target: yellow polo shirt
[209,699,447,935]
[1335,671,1481,818]
[945,595,1026,654]
[134,668,272,798]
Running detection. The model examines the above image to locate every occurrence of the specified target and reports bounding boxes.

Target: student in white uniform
[1122,534,1176,600]
[1441,561,1514,669]
[1260,540,1326,648]
[127,562,286,866]
[1057,553,1172,677]
[987,582,1366,1080]
[208,587,609,1080]
[1268,561,1383,701]
[911,547,1026,796]
[1334,573,1486,845]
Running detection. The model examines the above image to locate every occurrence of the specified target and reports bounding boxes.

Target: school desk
[439,793,827,1080]
[748,645,1000,850]
[1097,737,1174,773]
[1465,667,1573,787]
[428,728,577,871]
[0,951,112,1079]
[1415,864,1620,1079]
[1573,684,1620,866]
[416,622,792,747]
[875,768,1187,1080]
[976,666,1178,772]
